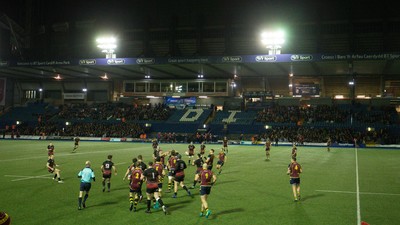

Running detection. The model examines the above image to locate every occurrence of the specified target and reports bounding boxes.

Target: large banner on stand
[0,78,6,106]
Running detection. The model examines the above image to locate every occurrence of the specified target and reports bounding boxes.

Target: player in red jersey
[216,148,227,174]
[287,157,302,201]
[143,162,168,215]
[128,162,143,212]
[166,150,177,193]
[47,155,63,183]
[200,141,206,159]
[123,158,137,181]
[205,149,215,170]
[222,137,228,154]
[187,142,196,166]
[195,163,217,218]
[265,138,271,160]
[47,143,55,159]
[291,144,297,158]
[101,155,117,192]
[153,157,166,198]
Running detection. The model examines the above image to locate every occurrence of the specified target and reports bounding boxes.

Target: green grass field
[0,140,399,225]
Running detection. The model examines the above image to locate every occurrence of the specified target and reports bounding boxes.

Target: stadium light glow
[54,74,62,80]
[261,29,285,55]
[96,36,117,58]
[100,73,109,80]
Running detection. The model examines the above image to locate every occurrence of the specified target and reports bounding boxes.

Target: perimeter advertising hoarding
[4,53,400,67]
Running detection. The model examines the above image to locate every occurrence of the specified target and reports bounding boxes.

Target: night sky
[2,0,397,30]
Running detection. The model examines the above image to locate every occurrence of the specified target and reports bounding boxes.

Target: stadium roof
[1,54,399,81]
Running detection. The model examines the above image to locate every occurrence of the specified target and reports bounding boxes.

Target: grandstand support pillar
[320,76,325,97]
[348,62,355,103]
[288,74,293,96]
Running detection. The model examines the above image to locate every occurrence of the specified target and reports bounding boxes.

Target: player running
[172,154,192,198]
[195,163,217,219]
[291,144,297,158]
[166,150,177,193]
[143,162,168,215]
[287,157,302,201]
[200,141,206,159]
[47,155,63,183]
[128,162,143,212]
[101,155,117,192]
[47,143,55,159]
[190,153,204,189]
[187,142,196,166]
[216,148,227,174]
[265,138,271,160]
[205,149,215,170]
[222,137,228,154]
[72,137,80,152]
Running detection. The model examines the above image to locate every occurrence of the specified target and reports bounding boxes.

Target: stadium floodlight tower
[96,36,117,58]
[261,30,285,55]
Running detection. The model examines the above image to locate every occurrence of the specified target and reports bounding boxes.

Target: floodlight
[96,36,117,58]
[261,29,285,55]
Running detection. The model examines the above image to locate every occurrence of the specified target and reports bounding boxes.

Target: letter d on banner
[0,78,6,106]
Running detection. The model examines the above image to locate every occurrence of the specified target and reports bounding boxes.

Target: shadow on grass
[165,199,193,212]
[300,193,324,201]
[214,180,237,186]
[88,200,120,208]
[216,170,238,175]
[212,208,245,219]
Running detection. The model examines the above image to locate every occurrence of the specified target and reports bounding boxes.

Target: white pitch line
[355,146,361,225]
[0,147,136,163]
[5,174,53,182]
[115,162,127,165]
[315,189,400,196]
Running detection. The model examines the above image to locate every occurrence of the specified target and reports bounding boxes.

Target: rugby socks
[107,183,111,191]
[78,197,82,207]
[53,174,57,179]
[183,185,191,195]
[147,200,151,211]
[134,196,139,208]
[129,196,134,204]
[192,180,197,187]
[156,198,164,207]
[83,193,89,203]
[168,182,172,191]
